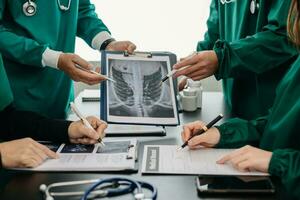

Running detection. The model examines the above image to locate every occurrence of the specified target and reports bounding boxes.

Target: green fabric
[0,55,13,111]
[198,0,298,120]
[217,56,300,198]
[0,0,109,119]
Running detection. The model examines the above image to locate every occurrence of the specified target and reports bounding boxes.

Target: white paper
[16,139,137,172]
[105,124,165,134]
[81,89,100,102]
[142,145,268,176]
[105,53,179,125]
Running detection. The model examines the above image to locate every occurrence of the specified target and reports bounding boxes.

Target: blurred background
[74,0,221,95]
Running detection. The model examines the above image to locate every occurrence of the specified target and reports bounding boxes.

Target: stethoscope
[23,0,72,17]
[39,177,157,200]
[220,0,260,15]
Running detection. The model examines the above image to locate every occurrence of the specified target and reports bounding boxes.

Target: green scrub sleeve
[197,0,219,51]
[0,2,48,67]
[215,117,268,148]
[77,0,110,47]
[269,149,300,199]
[213,1,297,80]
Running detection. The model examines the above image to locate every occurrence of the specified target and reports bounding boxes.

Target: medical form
[141,145,268,176]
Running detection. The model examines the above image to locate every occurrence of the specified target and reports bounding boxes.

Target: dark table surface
[0,92,276,200]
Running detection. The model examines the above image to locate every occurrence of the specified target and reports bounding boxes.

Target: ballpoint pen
[75,64,116,83]
[70,102,105,146]
[178,114,223,150]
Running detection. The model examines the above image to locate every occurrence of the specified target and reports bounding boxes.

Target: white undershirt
[42,31,112,69]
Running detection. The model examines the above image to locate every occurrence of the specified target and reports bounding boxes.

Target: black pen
[178,114,223,150]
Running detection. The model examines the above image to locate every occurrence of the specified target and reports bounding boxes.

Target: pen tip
[177,147,183,151]
[161,76,168,83]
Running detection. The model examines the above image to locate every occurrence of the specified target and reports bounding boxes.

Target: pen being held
[70,103,107,146]
[179,114,223,150]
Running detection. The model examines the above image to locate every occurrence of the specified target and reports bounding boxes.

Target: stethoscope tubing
[41,178,157,200]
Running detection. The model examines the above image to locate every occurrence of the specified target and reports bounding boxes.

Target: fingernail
[216,160,223,164]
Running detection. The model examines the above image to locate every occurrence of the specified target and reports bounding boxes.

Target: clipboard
[100,51,180,126]
[11,139,139,173]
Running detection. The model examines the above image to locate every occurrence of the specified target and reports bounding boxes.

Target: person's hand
[217,145,272,173]
[68,116,108,145]
[173,50,218,80]
[106,41,136,54]
[58,53,105,85]
[181,121,221,149]
[178,77,188,91]
[0,138,58,168]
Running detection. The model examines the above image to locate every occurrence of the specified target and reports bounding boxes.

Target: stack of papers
[82,89,100,102]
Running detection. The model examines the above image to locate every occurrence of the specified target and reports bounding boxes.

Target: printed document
[142,145,268,176]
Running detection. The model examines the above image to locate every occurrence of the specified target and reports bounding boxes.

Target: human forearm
[0,104,70,142]
[77,0,110,48]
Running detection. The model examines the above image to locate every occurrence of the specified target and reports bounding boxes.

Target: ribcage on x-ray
[143,68,162,105]
[111,67,134,106]
[109,60,174,118]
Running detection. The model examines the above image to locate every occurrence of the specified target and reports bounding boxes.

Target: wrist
[67,122,76,141]
[91,31,112,51]
[210,127,221,146]
[101,38,116,51]
[42,48,62,69]
[0,145,3,169]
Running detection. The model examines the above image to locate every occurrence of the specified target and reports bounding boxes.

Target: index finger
[96,121,108,140]
[182,121,206,141]
[72,55,92,70]
[75,68,106,84]
[217,147,248,164]
[34,142,58,159]
[173,54,199,70]
[127,43,136,54]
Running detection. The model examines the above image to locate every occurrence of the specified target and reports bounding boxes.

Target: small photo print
[97,141,131,154]
[44,143,61,152]
[61,144,95,153]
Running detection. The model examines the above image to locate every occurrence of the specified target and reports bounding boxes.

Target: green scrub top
[198,0,298,120]
[217,56,300,199]
[0,54,13,111]
[0,0,109,119]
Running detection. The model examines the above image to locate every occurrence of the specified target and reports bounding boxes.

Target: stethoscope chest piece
[250,0,259,14]
[23,0,37,16]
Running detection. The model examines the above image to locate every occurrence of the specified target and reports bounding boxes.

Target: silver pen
[70,102,105,146]
[75,64,116,83]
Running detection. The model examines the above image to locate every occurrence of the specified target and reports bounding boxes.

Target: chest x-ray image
[104,54,179,125]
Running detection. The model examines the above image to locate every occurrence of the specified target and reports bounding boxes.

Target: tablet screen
[196,176,275,195]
